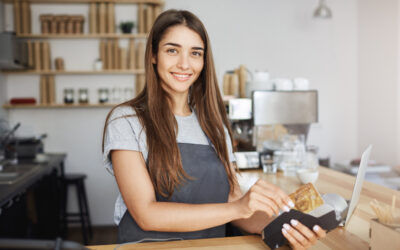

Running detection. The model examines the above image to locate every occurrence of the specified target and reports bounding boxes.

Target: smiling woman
[101,9,325,249]
[153,25,205,107]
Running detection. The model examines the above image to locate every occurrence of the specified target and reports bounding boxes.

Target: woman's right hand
[235,179,294,218]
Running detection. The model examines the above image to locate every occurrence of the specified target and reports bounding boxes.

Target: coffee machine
[228,90,318,169]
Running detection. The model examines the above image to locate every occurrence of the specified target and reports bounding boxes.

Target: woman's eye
[167,48,177,54]
[192,51,202,57]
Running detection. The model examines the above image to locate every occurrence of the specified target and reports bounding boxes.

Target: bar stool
[61,173,92,245]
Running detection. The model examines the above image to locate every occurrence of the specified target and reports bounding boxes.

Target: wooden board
[127,39,136,69]
[2,104,115,109]
[33,41,41,71]
[16,34,147,39]
[107,3,115,33]
[138,3,145,34]
[1,70,144,75]
[4,0,164,4]
[98,2,106,34]
[89,3,97,33]
[13,1,21,34]
[39,76,48,104]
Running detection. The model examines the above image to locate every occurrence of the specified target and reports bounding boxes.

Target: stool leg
[62,181,69,237]
[80,180,93,239]
[77,181,88,245]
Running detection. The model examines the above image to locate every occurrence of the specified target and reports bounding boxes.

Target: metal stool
[62,173,92,245]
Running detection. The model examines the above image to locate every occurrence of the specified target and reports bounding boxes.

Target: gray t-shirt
[103,105,235,225]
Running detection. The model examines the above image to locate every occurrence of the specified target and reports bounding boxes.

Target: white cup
[274,78,293,91]
[293,78,310,90]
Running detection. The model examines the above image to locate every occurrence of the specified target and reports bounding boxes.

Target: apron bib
[117,142,230,243]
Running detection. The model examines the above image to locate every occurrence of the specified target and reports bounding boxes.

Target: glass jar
[78,88,89,104]
[98,88,109,103]
[63,88,74,104]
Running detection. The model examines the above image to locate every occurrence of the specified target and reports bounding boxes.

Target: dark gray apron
[117,141,230,243]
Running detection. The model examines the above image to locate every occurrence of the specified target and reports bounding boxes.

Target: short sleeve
[224,127,236,163]
[103,107,140,175]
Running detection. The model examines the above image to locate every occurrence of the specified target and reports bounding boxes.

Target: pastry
[289,183,324,213]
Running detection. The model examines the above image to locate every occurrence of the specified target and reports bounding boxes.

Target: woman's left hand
[281,219,326,250]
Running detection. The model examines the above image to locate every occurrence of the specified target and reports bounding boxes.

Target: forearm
[134,201,241,232]
[231,211,274,234]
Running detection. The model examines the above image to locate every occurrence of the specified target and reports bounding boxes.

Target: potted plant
[119,21,135,34]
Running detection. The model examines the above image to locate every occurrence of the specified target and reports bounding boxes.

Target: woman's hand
[282,219,326,250]
[235,179,294,219]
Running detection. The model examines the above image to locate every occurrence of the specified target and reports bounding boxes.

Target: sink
[0,163,41,185]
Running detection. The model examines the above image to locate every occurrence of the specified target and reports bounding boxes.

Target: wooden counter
[89,167,400,249]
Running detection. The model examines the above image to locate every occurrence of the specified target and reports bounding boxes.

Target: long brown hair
[102,9,236,198]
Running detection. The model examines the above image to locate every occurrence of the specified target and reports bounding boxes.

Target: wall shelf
[16,33,148,39]
[2,103,116,109]
[2,0,163,4]
[1,69,145,75]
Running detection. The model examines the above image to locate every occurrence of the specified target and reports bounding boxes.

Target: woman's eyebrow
[192,47,204,51]
[162,42,204,50]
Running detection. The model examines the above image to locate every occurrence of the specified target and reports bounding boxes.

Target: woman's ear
[152,54,157,64]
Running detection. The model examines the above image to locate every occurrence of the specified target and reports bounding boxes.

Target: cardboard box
[370,219,400,250]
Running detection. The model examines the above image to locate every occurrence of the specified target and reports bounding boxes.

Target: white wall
[164,0,359,161]
[396,4,400,165]
[2,0,361,225]
[358,0,399,166]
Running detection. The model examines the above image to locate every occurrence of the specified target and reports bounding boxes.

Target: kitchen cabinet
[0,154,66,239]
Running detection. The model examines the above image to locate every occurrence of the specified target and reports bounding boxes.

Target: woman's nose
[177,53,189,70]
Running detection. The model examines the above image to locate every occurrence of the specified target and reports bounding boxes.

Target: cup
[274,78,293,91]
[261,154,276,174]
[296,168,319,184]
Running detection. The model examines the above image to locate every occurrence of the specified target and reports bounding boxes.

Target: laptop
[320,144,373,227]
[343,144,373,226]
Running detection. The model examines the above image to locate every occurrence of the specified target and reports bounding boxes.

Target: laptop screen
[344,144,373,226]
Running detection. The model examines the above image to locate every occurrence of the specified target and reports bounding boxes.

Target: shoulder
[107,105,139,125]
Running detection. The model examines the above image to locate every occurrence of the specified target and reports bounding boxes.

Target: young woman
[102,9,326,249]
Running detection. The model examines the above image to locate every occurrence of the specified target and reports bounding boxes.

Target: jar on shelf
[65,16,74,34]
[78,88,89,104]
[98,88,109,104]
[73,15,84,34]
[63,88,74,104]
[49,15,58,34]
[58,15,69,34]
[40,14,51,34]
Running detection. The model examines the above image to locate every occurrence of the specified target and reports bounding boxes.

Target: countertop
[0,153,66,208]
[88,166,400,249]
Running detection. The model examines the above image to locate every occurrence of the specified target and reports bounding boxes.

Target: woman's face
[153,25,205,96]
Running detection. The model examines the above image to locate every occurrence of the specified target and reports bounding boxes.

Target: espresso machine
[228,90,318,169]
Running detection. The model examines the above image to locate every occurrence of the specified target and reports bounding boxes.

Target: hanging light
[313,0,332,19]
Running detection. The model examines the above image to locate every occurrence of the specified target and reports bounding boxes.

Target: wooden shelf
[3,0,163,4]
[16,33,148,39]
[3,103,116,109]
[1,69,144,75]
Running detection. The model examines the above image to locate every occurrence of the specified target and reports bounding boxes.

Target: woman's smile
[171,72,193,82]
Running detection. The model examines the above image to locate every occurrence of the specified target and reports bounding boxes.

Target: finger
[250,191,280,215]
[313,225,327,238]
[256,180,294,209]
[281,227,304,250]
[283,223,310,249]
[251,183,290,212]
[248,186,281,213]
[251,198,276,217]
[290,220,317,245]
